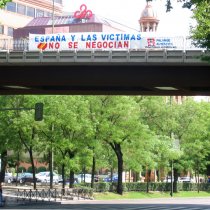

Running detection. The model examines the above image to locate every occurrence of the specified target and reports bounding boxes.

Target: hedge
[27,166,37,173]
[73,186,94,198]
[37,166,47,173]
[90,182,210,192]
[17,166,26,173]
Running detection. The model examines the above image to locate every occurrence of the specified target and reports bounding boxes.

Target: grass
[94,191,210,200]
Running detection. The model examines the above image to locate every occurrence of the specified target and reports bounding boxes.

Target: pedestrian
[0,182,5,207]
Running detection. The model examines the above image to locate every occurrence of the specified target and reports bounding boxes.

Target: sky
[63,0,194,36]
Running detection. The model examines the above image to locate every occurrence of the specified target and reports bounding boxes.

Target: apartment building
[0,0,63,39]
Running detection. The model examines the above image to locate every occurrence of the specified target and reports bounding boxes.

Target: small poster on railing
[29,33,184,51]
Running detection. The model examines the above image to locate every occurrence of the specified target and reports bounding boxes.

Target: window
[55,0,62,4]
[6,2,16,12]
[7,27,13,37]
[52,0,62,4]
[27,6,35,17]
[44,11,52,17]
[17,4,26,15]
[36,9,44,17]
[0,25,4,34]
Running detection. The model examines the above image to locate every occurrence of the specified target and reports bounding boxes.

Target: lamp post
[50,123,54,189]
[52,0,55,33]
[169,96,174,197]
[170,157,173,197]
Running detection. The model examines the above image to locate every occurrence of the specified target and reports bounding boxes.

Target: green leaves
[1,95,210,192]
[0,0,11,8]
[191,0,210,53]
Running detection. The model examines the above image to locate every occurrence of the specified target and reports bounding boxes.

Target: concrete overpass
[0,49,209,95]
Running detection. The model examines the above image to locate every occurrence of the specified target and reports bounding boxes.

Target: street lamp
[169,96,173,197]
[170,156,173,197]
[52,0,55,33]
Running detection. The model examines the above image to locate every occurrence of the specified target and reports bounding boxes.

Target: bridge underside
[0,63,210,95]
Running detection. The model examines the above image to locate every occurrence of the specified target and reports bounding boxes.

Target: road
[4,197,210,209]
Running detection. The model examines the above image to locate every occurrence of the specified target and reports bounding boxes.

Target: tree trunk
[15,152,20,186]
[62,163,65,192]
[91,155,96,189]
[156,170,160,182]
[110,167,113,183]
[49,150,53,189]
[69,171,74,188]
[68,150,76,188]
[197,162,200,193]
[146,169,151,193]
[135,172,140,182]
[29,146,36,189]
[0,150,7,183]
[114,143,123,195]
[173,168,179,193]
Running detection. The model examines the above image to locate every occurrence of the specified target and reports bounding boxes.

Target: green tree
[91,96,151,195]
[180,100,210,185]
[41,96,93,189]
[168,0,210,59]
[161,0,209,12]
[0,0,10,8]
[0,96,27,183]
[11,95,44,189]
[191,0,210,59]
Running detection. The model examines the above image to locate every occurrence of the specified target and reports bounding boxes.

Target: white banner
[29,33,184,51]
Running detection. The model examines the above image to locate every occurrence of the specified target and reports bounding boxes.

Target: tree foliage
[1,95,210,195]
[0,0,10,8]
[191,1,210,51]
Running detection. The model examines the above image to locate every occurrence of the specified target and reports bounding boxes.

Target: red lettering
[92,42,96,48]
[68,42,73,48]
[109,42,113,48]
[118,42,122,48]
[74,42,78,48]
[103,42,107,48]
[48,42,60,49]
[55,42,60,49]
[49,42,54,49]
[85,41,129,49]
[86,42,91,48]
[69,42,78,49]
[97,42,102,48]
[124,41,129,48]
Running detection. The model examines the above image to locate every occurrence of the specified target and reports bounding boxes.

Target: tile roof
[26,14,138,32]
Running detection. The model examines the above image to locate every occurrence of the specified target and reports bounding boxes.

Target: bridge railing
[0,39,29,51]
[0,49,209,64]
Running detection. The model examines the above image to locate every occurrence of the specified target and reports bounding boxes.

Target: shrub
[27,166,37,173]
[73,186,94,198]
[94,182,111,192]
[91,182,210,193]
[37,166,47,173]
[17,166,26,173]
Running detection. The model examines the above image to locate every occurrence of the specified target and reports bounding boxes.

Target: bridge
[0,49,209,95]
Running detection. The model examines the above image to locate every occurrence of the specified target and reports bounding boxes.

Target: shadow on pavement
[3,203,210,209]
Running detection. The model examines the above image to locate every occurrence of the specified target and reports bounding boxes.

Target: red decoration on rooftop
[74,4,93,19]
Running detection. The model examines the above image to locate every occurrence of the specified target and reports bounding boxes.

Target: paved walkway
[3,197,210,209]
